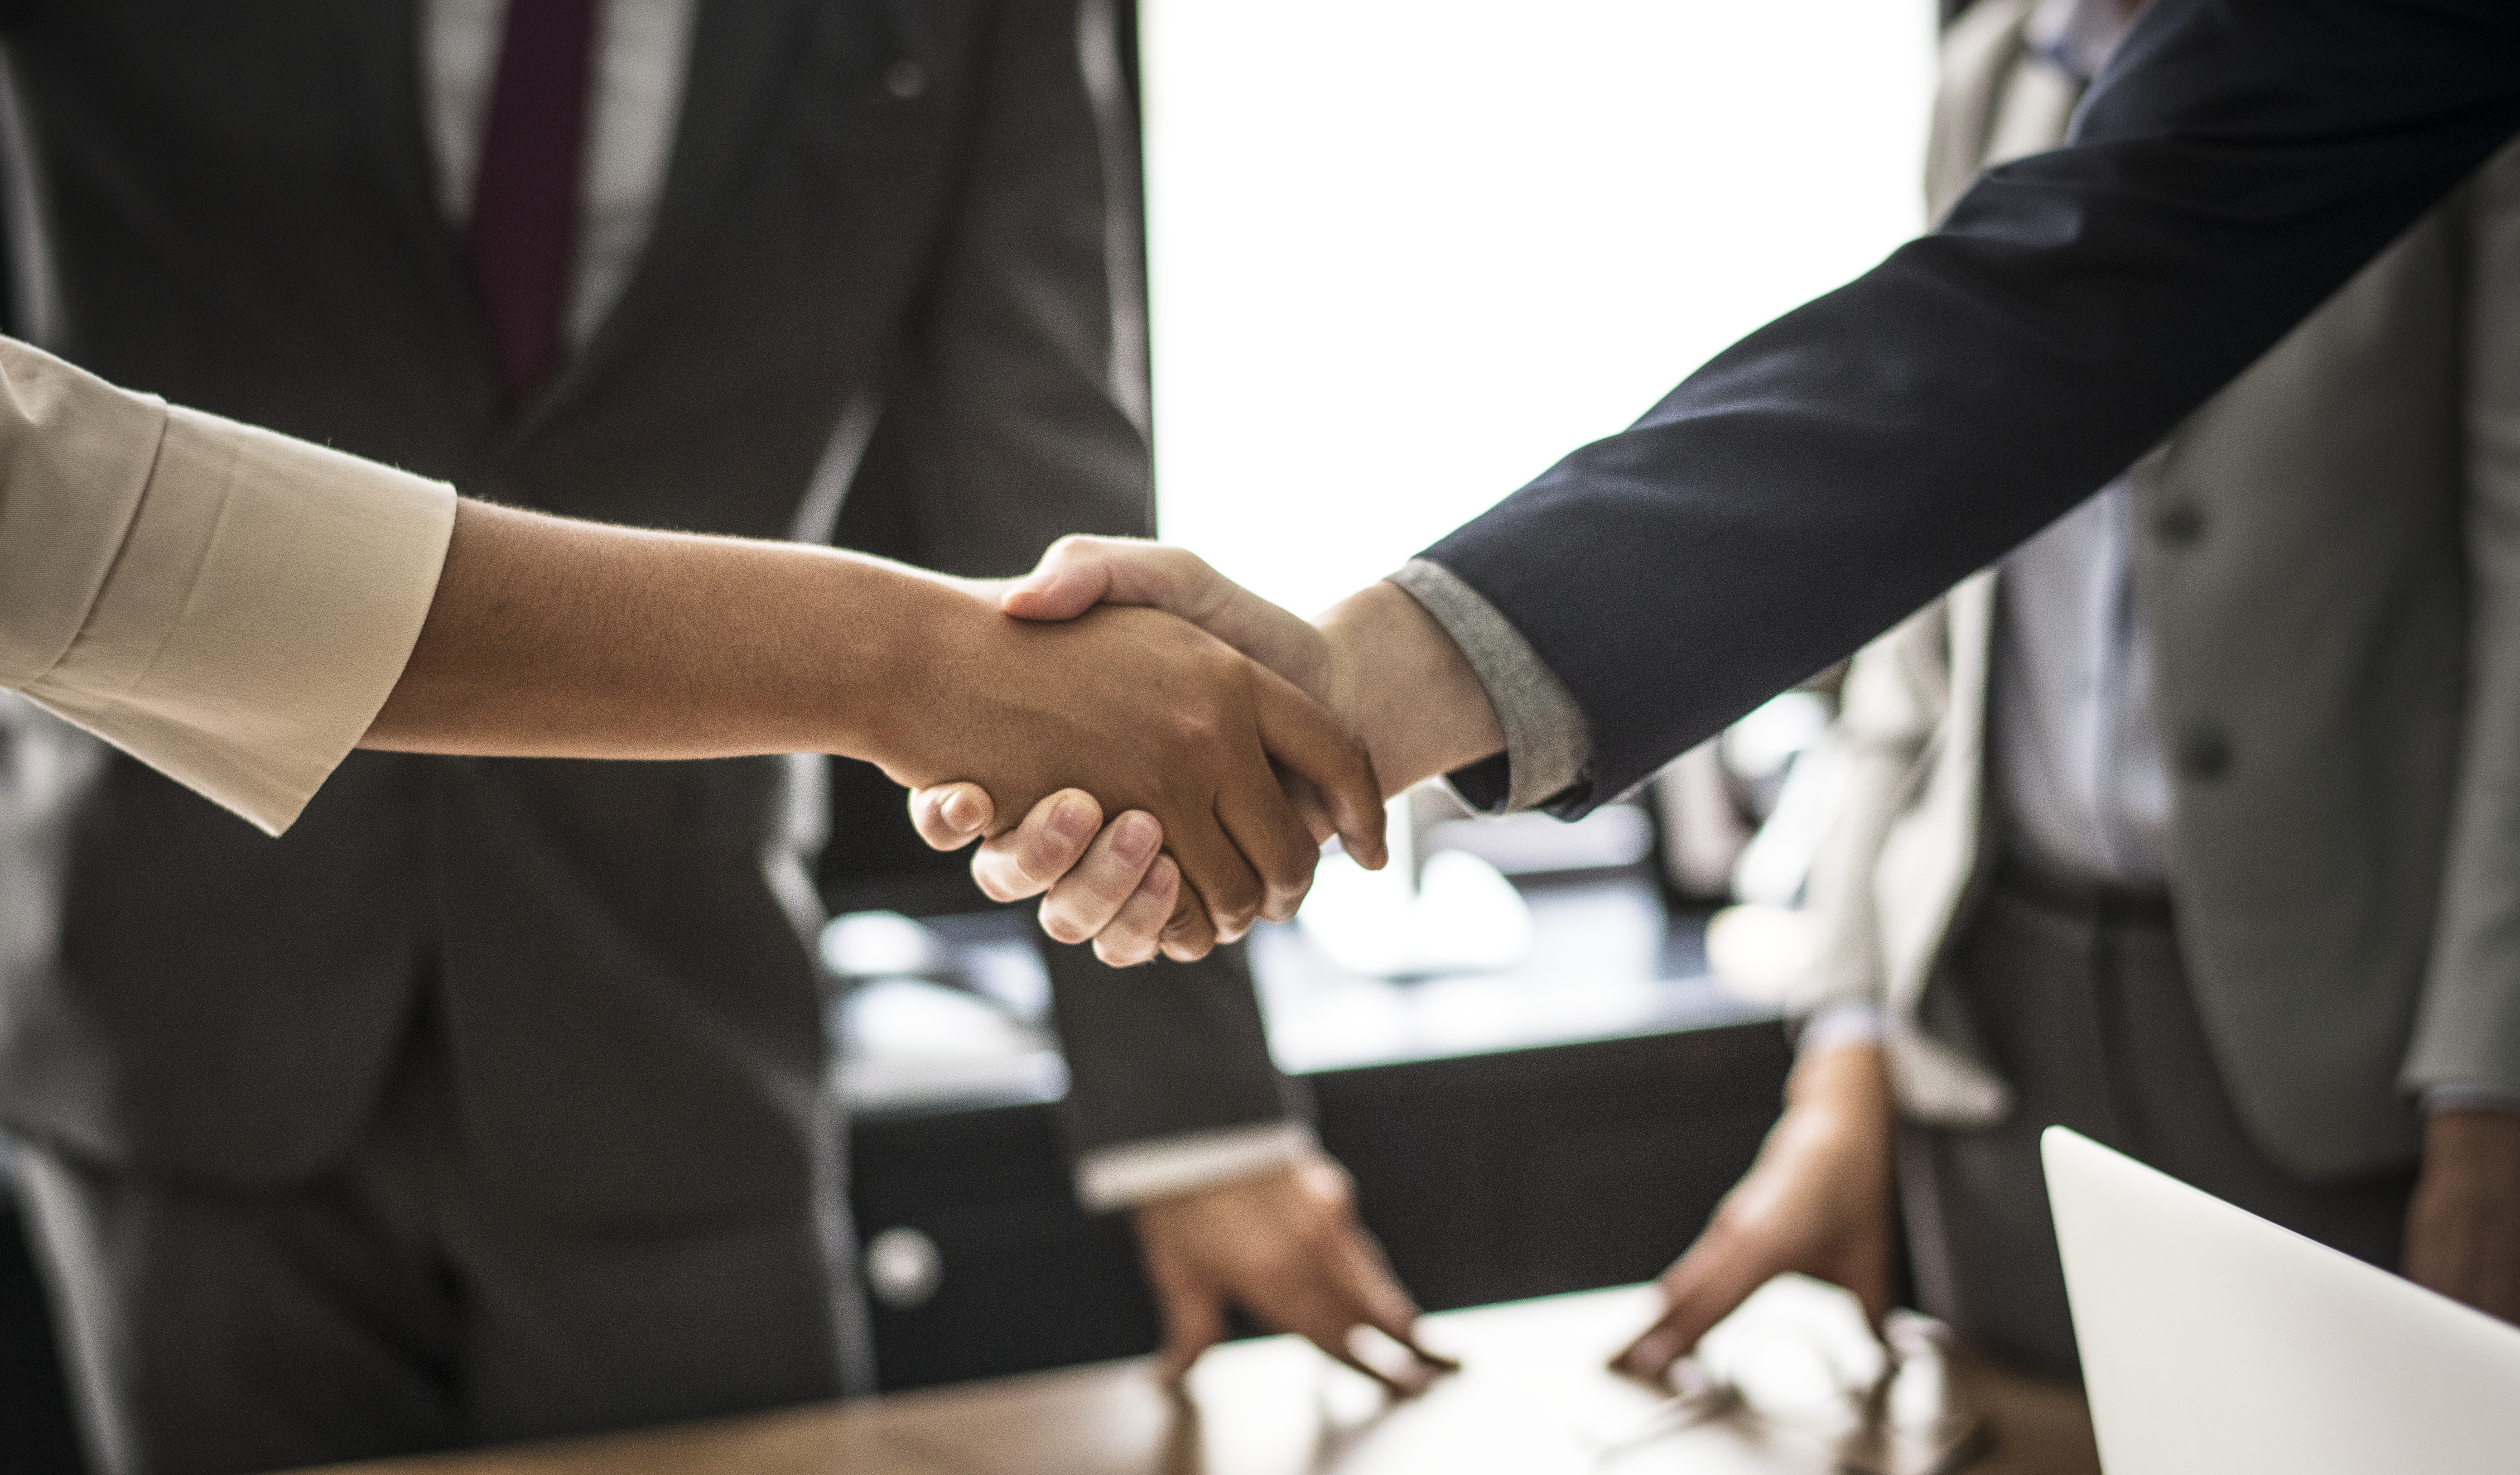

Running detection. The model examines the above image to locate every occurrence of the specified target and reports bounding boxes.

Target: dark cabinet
[850,1016,1789,1392]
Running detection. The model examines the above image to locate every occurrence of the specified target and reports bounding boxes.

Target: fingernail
[1113,812,1158,865]
[1050,794,1094,846]
[942,789,984,832]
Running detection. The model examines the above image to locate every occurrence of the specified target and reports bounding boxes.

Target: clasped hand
[882,568,1392,952]
[907,538,1504,964]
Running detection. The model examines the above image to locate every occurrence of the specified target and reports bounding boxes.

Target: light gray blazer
[1807,0,2520,1180]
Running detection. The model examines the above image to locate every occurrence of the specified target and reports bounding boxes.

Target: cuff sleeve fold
[1388,558,1593,813]
[20,403,454,835]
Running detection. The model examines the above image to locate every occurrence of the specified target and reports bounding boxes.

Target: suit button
[2176,725,2232,781]
[884,58,928,100]
[2153,502,2206,546]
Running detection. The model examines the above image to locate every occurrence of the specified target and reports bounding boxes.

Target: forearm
[371,504,1386,936]
[366,499,964,765]
[1786,1036,1891,1126]
[1419,1,2520,810]
[1314,580,1507,798]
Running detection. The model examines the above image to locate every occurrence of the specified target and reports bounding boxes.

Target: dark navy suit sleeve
[1420,0,2520,815]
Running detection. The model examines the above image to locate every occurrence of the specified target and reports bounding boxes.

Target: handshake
[877,537,1509,967]
[370,503,1508,966]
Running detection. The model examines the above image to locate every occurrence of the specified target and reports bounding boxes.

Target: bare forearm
[363,504,1383,939]
[1315,580,1507,798]
[365,499,954,764]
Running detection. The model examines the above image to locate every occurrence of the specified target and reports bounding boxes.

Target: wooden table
[299,1281,2100,1475]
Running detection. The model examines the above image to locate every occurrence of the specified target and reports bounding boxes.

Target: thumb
[908,783,993,850]
[1001,536,1128,622]
[1002,536,1228,625]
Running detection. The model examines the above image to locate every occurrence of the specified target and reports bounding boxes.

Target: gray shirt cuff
[1071,1119,1318,1212]
[1387,559,1593,813]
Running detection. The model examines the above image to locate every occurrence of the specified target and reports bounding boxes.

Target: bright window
[1141,0,1938,619]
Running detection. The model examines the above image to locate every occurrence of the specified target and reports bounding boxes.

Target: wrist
[1785,1038,1891,1138]
[2409,1104,2520,1210]
[2424,1105,2520,1166]
[1315,581,1506,799]
[845,563,1000,781]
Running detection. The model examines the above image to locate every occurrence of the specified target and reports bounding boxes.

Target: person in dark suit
[922,0,2520,1321]
[0,5,1433,1473]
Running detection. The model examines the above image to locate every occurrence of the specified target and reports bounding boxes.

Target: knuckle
[1313,1167,1356,1209]
[1077,879,1133,923]
[1224,869,1265,911]
[1095,937,1151,968]
[1169,708,1229,754]
[1013,839,1066,886]
[972,857,1023,902]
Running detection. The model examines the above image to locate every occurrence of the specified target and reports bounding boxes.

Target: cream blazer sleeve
[2407,138,2520,1100]
[0,337,453,836]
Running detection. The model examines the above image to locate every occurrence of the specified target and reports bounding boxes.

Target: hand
[910,785,1193,966]
[380,512,1378,946]
[1614,1040,1896,1381]
[2403,1107,2520,1324]
[910,538,1506,960]
[874,593,1384,943]
[1131,1152,1457,1394]
[1001,537,1504,795]
[1003,538,1340,708]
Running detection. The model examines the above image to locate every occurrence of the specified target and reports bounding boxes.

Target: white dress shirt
[1985,0,2174,890]
[1991,472,2173,887]
[422,0,698,349]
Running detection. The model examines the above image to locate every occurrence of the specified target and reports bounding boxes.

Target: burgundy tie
[467,0,600,408]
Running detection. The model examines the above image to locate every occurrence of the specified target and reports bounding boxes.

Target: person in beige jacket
[0,332,1378,919]
[1615,0,2520,1380]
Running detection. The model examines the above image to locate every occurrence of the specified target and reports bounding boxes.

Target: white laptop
[2042,1126,2520,1474]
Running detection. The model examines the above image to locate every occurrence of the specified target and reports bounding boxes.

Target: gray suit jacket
[1808,0,2520,1180]
[0,0,1293,1217]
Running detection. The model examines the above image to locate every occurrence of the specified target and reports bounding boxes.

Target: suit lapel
[512,0,816,435]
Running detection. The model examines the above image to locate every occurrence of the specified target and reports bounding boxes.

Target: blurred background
[815,0,1938,1395]
[1146,0,1930,620]
[0,5,1942,1464]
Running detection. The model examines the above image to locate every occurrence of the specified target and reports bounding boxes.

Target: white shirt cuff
[1073,1119,1318,1212]
[1797,1001,1886,1058]
[21,404,454,835]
